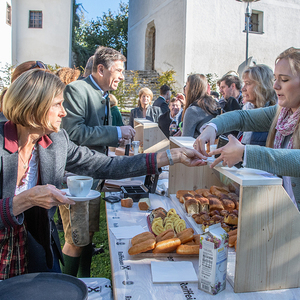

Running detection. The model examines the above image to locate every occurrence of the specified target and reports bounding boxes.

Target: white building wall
[128,0,187,88]
[0,0,12,67]
[128,0,300,89]
[11,0,73,67]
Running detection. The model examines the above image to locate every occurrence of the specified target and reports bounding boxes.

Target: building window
[6,3,11,26]
[29,11,42,28]
[244,10,263,34]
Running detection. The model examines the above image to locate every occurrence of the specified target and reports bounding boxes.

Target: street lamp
[236,0,260,63]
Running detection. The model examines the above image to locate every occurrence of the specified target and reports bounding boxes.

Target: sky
[78,0,129,21]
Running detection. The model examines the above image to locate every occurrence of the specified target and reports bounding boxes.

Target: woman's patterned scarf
[274,107,300,149]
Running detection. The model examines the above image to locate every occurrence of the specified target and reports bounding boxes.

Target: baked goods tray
[128,239,199,259]
[169,194,204,234]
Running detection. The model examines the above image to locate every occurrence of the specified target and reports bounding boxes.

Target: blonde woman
[195,47,300,210]
[129,87,162,127]
[238,64,277,145]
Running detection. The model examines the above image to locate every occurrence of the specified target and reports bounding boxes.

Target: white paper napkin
[151,261,198,283]
[109,225,146,239]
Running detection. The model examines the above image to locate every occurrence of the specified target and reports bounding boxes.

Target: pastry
[176,190,190,199]
[224,213,238,226]
[138,198,151,210]
[194,195,209,212]
[156,229,176,243]
[180,193,194,204]
[128,238,156,255]
[121,197,133,208]
[152,238,181,253]
[220,198,235,211]
[193,234,201,245]
[195,188,210,196]
[149,207,167,223]
[208,197,224,211]
[176,244,199,255]
[229,235,237,247]
[177,228,194,244]
[131,231,155,246]
[185,198,199,215]
[174,218,186,233]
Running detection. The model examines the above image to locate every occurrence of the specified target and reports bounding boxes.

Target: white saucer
[61,189,101,202]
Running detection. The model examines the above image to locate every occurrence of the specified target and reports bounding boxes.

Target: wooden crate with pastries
[176,185,239,249]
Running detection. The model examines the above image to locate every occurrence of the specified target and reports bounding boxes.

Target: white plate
[61,189,101,201]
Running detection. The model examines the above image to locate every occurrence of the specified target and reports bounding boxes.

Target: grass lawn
[55,197,112,281]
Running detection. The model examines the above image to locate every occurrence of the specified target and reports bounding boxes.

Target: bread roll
[128,238,156,255]
[121,197,133,208]
[194,213,210,224]
[177,228,194,244]
[229,235,237,247]
[195,188,210,196]
[220,210,229,216]
[193,234,201,245]
[221,223,230,232]
[220,198,235,211]
[185,198,199,215]
[188,190,197,196]
[224,213,238,226]
[202,190,212,197]
[194,195,209,212]
[152,238,181,253]
[211,215,223,223]
[184,240,196,245]
[208,197,224,211]
[156,229,176,243]
[176,244,199,255]
[228,229,238,237]
[149,207,167,223]
[138,198,150,210]
[210,185,230,195]
[176,190,190,199]
[180,193,194,204]
[209,210,220,216]
[227,192,239,202]
[131,231,155,246]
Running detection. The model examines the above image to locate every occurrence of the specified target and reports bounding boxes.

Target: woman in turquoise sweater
[194,47,300,210]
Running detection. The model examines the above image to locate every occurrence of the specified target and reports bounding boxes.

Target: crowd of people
[1,45,300,282]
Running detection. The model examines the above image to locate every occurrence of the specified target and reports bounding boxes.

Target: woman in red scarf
[194,47,300,210]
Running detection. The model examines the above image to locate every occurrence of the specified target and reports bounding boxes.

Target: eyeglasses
[29,61,48,70]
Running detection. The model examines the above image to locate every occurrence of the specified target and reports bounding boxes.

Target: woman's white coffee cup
[67,176,93,197]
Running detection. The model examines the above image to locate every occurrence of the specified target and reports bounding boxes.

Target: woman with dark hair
[0,69,205,280]
[129,87,162,128]
[182,74,220,138]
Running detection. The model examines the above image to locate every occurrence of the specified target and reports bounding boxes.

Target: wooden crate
[134,118,169,153]
[169,136,300,293]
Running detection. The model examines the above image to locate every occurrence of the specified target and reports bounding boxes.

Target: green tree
[73,1,128,68]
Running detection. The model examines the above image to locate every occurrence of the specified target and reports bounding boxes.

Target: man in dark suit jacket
[158,97,182,138]
[153,84,171,114]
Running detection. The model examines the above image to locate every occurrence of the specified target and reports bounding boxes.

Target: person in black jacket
[153,84,171,114]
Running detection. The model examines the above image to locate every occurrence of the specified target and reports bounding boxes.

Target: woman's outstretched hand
[178,147,208,167]
[208,135,245,168]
